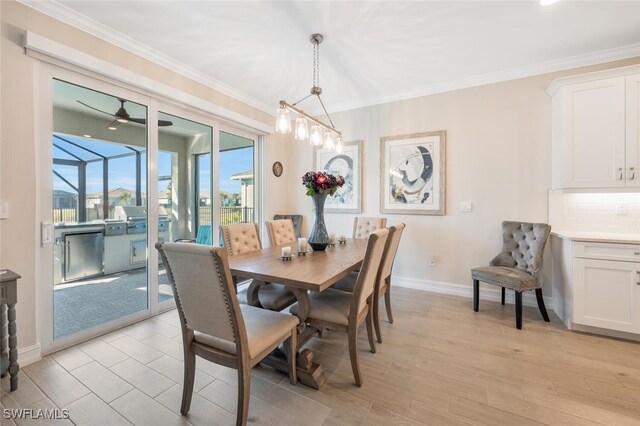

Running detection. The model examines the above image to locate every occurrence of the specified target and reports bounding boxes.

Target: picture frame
[380,131,446,215]
[313,140,363,213]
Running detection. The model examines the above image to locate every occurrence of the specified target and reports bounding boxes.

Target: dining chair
[273,214,303,239]
[265,219,297,247]
[221,223,296,311]
[290,228,389,387]
[470,221,552,329]
[156,242,298,426]
[353,216,387,239]
[333,223,406,343]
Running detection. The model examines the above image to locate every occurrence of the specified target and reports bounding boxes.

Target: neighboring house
[53,189,76,209]
[230,170,254,208]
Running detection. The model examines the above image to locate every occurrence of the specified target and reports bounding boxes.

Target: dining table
[228,238,368,389]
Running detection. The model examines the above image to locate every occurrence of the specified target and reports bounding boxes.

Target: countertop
[552,231,640,245]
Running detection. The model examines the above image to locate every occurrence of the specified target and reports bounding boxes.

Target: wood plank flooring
[3,287,640,425]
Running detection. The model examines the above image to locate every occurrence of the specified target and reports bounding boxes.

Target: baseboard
[392,275,555,311]
[18,344,42,367]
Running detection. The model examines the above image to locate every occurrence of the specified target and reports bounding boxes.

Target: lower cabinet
[573,258,640,333]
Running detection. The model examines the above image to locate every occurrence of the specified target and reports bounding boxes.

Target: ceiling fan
[77,98,173,129]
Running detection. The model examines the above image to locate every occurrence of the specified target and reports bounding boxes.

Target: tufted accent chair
[265,219,297,247]
[353,217,387,239]
[155,242,298,425]
[471,221,552,329]
[221,222,297,312]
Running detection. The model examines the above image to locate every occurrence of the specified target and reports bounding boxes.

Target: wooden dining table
[228,238,368,389]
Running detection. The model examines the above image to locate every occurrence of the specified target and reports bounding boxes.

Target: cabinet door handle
[630,167,636,181]
[637,271,640,285]
[618,168,624,181]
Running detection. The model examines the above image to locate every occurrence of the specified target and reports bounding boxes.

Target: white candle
[330,234,337,244]
[281,246,291,257]
[297,238,307,252]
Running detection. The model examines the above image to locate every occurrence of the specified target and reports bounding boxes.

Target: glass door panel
[217,131,255,243]
[157,111,213,303]
[52,79,148,340]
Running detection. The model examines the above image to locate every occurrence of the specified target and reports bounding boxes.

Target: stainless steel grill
[113,206,170,235]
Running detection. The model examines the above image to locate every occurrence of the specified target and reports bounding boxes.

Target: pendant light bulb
[295,117,309,140]
[310,125,323,146]
[276,107,291,133]
[335,136,344,153]
[323,132,336,150]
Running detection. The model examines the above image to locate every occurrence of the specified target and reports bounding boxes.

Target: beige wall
[0,1,288,356]
[286,57,640,297]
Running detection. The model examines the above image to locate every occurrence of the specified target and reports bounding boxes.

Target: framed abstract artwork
[314,140,363,213]
[380,131,446,215]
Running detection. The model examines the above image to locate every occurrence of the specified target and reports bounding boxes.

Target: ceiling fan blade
[128,117,147,125]
[77,100,115,118]
[159,120,173,127]
[106,118,120,130]
[127,117,173,127]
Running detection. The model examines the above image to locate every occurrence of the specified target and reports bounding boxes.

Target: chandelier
[275,33,343,153]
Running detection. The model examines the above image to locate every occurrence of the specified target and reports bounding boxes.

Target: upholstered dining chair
[353,217,387,239]
[470,221,552,330]
[265,219,297,247]
[290,229,389,387]
[273,214,303,239]
[155,242,298,426]
[221,223,296,311]
[333,223,406,343]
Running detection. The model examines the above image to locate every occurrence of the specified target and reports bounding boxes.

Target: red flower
[315,175,328,184]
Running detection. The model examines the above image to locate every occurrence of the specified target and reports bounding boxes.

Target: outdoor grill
[114,206,170,234]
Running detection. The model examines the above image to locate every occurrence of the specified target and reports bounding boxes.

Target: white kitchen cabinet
[573,258,640,333]
[549,66,640,190]
[626,73,640,188]
[551,234,640,340]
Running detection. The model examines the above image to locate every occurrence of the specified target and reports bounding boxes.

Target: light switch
[459,201,473,213]
[0,199,9,219]
[41,222,54,246]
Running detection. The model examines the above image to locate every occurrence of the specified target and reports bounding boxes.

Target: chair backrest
[274,214,303,239]
[378,223,406,284]
[221,223,262,256]
[195,225,212,245]
[353,217,387,239]
[266,219,296,247]
[350,229,390,314]
[156,242,246,353]
[491,221,551,277]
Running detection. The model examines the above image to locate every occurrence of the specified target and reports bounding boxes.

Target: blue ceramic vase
[308,193,329,251]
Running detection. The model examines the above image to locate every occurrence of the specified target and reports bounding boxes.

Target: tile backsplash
[549,191,640,233]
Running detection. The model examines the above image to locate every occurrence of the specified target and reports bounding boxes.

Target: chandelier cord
[313,40,319,88]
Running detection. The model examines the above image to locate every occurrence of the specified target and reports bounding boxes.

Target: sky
[53,135,253,199]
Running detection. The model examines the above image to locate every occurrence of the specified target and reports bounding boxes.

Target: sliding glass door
[52,79,149,340]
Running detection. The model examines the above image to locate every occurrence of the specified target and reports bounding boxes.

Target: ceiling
[27,1,640,116]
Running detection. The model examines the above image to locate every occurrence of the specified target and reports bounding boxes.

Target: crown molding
[19,0,640,119]
[321,41,640,116]
[17,0,274,116]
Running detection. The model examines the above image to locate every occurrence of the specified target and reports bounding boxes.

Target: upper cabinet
[549,66,640,190]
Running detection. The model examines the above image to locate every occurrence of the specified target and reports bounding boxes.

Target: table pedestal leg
[260,288,327,389]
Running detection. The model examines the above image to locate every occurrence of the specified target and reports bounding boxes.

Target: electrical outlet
[429,256,437,267]
[616,204,628,215]
[459,201,472,213]
[0,199,9,219]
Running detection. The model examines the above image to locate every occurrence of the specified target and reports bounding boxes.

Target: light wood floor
[3,287,640,425]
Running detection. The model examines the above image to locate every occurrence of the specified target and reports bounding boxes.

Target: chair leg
[373,293,382,344]
[501,287,505,306]
[366,304,376,353]
[348,324,363,387]
[515,291,523,330]
[286,328,298,385]
[180,349,196,415]
[535,288,550,322]
[384,281,394,324]
[237,365,251,426]
[473,279,479,312]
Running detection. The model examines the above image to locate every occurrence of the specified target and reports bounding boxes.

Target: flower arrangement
[302,171,345,196]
